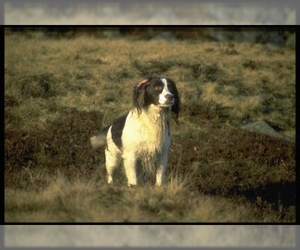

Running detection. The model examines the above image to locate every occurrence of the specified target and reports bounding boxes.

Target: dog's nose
[165,94,174,101]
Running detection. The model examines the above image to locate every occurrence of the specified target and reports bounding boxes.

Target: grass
[4,28,295,222]
[4,174,281,222]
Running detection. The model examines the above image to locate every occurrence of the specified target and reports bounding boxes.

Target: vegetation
[5,29,295,222]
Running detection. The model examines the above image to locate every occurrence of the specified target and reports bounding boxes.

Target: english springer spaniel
[90,77,180,186]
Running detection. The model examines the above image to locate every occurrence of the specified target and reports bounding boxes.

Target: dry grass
[5,28,295,222]
[5,173,278,222]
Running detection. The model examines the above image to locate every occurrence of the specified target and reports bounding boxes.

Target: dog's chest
[122,111,170,154]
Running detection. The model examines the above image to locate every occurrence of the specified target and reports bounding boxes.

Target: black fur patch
[111,114,128,150]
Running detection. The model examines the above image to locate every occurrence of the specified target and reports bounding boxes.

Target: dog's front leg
[123,153,138,186]
[155,154,168,186]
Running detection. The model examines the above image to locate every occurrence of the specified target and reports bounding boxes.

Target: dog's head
[133,77,180,120]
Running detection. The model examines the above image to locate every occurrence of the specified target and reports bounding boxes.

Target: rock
[241,121,294,143]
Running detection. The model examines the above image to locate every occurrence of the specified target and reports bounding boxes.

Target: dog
[90,76,180,186]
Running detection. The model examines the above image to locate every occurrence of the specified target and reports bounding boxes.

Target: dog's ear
[167,78,180,121]
[136,78,150,88]
[133,78,150,113]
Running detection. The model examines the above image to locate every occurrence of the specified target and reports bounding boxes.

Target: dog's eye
[155,85,163,91]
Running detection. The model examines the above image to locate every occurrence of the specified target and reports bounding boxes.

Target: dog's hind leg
[104,126,123,184]
[105,148,120,184]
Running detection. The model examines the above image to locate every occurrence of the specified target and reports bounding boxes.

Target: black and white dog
[90,77,180,186]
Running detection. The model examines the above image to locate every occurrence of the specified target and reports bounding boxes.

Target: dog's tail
[90,125,110,149]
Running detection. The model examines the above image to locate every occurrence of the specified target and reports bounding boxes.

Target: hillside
[5,29,295,223]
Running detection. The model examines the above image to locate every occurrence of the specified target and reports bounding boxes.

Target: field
[4,29,295,223]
